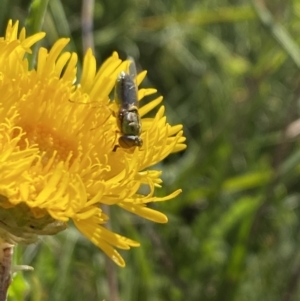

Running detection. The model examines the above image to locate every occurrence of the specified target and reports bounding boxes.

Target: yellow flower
[0,20,186,267]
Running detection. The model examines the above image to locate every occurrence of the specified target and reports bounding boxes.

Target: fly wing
[127,57,139,108]
[127,57,137,81]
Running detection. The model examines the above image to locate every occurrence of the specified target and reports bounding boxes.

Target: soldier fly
[114,58,143,150]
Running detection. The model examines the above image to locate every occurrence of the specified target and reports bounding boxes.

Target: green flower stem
[81,0,95,52]
[0,242,13,301]
[103,206,120,301]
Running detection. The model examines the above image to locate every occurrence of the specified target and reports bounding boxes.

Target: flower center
[19,122,78,166]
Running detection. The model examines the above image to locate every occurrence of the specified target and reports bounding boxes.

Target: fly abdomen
[115,71,138,109]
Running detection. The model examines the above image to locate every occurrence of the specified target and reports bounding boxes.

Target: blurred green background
[4,0,300,300]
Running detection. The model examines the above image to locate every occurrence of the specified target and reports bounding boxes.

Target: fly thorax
[121,110,141,135]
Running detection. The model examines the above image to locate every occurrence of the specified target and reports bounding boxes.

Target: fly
[114,58,143,150]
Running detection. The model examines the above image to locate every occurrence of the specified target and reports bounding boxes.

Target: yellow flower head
[0,20,186,267]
